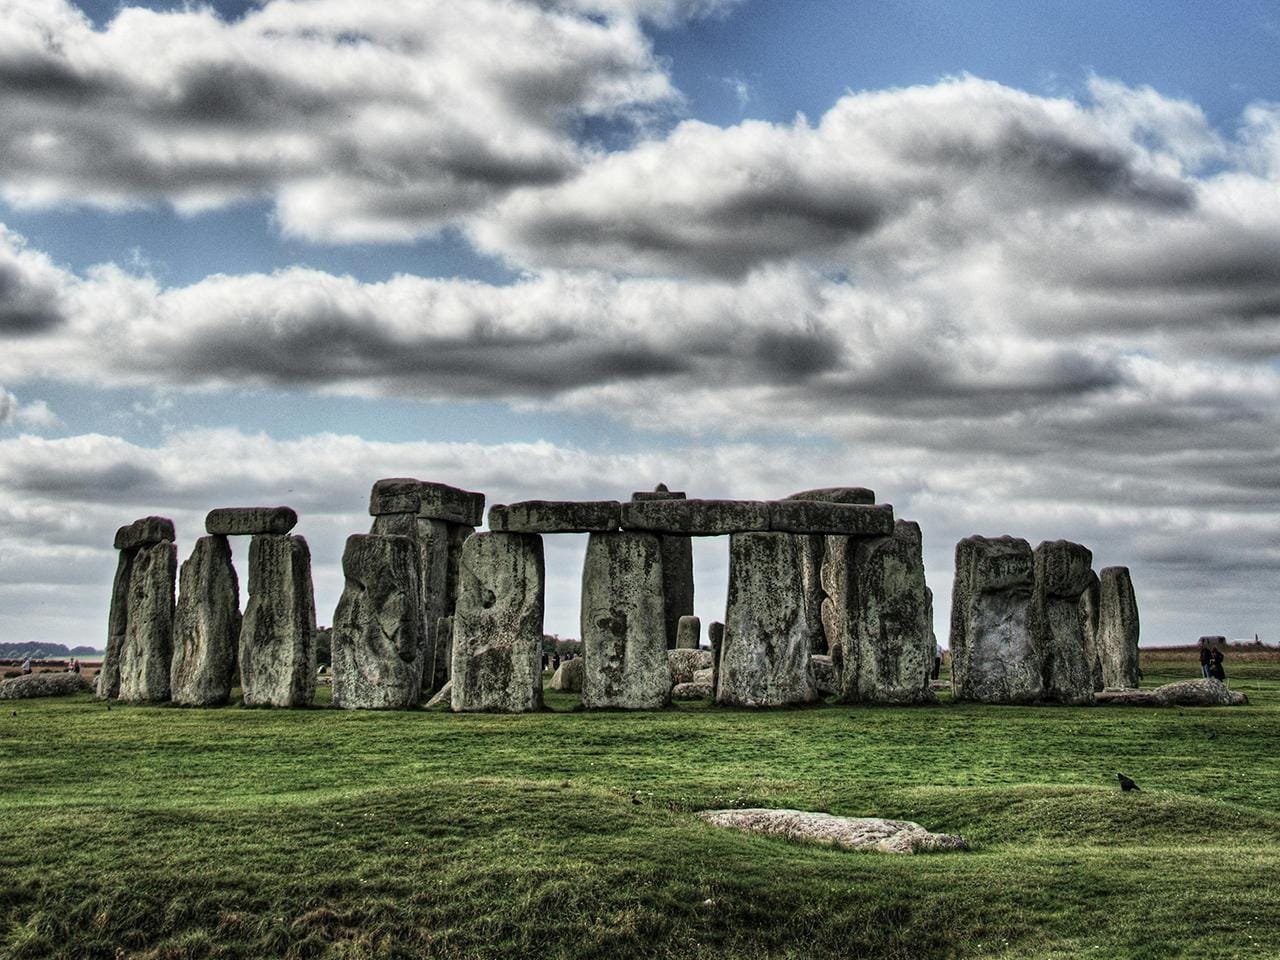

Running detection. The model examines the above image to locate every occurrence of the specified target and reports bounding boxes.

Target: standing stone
[116,539,178,702]
[436,525,473,690]
[370,512,451,697]
[451,532,545,713]
[436,615,455,682]
[676,615,702,650]
[717,532,817,707]
[949,536,1040,703]
[98,550,132,700]
[1032,540,1097,704]
[1098,566,1140,688]
[709,620,724,696]
[1080,571,1104,692]
[239,534,317,707]
[630,486,693,648]
[170,536,241,706]
[580,532,670,709]
[842,521,934,704]
[790,489,876,657]
[331,534,422,709]
[101,516,177,700]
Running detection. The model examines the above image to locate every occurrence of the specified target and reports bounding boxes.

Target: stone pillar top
[785,487,876,505]
[205,506,298,536]
[114,516,176,550]
[368,478,485,526]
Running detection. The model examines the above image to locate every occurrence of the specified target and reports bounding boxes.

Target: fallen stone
[488,500,621,533]
[331,534,423,709]
[672,681,714,700]
[949,536,1041,704]
[669,648,714,686]
[451,532,545,712]
[1095,678,1246,707]
[785,487,876,505]
[621,499,771,536]
[549,656,584,692]
[170,535,241,706]
[205,506,298,536]
[0,672,93,699]
[1097,566,1141,689]
[424,679,452,709]
[768,501,895,537]
[697,809,967,854]
[117,540,177,703]
[113,516,175,551]
[842,520,935,704]
[676,615,702,650]
[718,532,818,707]
[368,477,485,526]
[239,534,317,707]
[1032,540,1097,704]
[811,654,839,696]
[580,532,670,709]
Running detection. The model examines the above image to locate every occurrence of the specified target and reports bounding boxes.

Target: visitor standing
[1199,639,1212,678]
[21,656,32,675]
[1210,646,1226,683]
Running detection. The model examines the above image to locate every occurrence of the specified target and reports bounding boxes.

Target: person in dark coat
[1210,646,1226,683]
[1199,639,1212,678]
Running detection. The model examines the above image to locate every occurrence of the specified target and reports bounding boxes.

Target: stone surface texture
[331,534,423,709]
[785,487,876,505]
[1095,678,1246,707]
[580,532,670,709]
[672,681,714,700]
[238,534,317,707]
[1097,566,1141,689]
[668,648,714,686]
[810,654,839,696]
[630,487,694,648]
[621,498,771,536]
[842,521,934,704]
[676,615,702,650]
[98,549,132,700]
[549,657,584,692]
[424,679,452,709]
[1032,540,1097,704]
[368,478,485,526]
[0,673,93,699]
[697,809,967,854]
[717,532,818,707]
[170,535,241,706]
[767,500,895,537]
[950,536,1041,703]
[370,513,452,696]
[205,506,298,536]
[488,500,621,533]
[116,540,177,702]
[113,516,176,551]
[451,532,545,712]
[709,621,724,695]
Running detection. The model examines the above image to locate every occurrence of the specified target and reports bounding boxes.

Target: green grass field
[2,656,1278,960]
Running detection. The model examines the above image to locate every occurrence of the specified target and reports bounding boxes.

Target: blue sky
[2,0,1279,647]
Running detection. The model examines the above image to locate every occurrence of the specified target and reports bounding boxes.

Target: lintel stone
[205,506,298,536]
[114,516,176,551]
[784,487,876,505]
[368,478,485,526]
[488,500,621,533]
[768,501,894,537]
[620,498,770,536]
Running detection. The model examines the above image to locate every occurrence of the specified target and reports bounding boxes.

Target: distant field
[2,653,1278,959]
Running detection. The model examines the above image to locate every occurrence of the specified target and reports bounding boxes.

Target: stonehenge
[99,478,1150,714]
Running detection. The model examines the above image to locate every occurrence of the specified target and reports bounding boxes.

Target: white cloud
[0,385,61,429]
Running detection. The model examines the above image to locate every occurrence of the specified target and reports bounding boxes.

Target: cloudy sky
[2,0,1278,648]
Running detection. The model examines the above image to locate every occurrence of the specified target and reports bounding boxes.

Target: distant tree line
[1,641,102,659]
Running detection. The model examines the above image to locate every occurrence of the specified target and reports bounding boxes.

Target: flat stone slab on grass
[621,499,770,536]
[368,478,485,526]
[672,680,713,700]
[205,507,298,536]
[768,501,895,537]
[1095,678,1247,707]
[114,516,175,550]
[698,809,967,854]
[0,673,92,699]
[488,500,621,533]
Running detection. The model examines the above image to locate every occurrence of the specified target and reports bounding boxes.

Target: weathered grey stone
[708,621,724,694]
[785,487,876,505]
[424,679,452,709]
[368,478,485,525]
[629,486,694,648]
[113,516,175,551]
[949,536,1041,704]
[791,531,827,653]
[170,536,241,706]
[672,680,714,700]
[0,673,92,699]
[668,647,714,686]
[98,549,131,700]
[331,534,423,709]
[630,485,686,502]
[370,513,451,697]
[717,532,818,707]
[116,540,177,702]
[621,499,771,536]
[1080,571,1104,692]
[810,654,839,696]
[768,501,895,537]
[580,532,670,709]
[436,615,454,684]
[1097,566,1140,689]
[238,534,317,707]
[205,506,298,536]
[451,532,545,713]
[1032,540,1097,704]
[693,667,713,684]
[698,809,967,854]
[676,615,701,650]
[488,500,621,533]
[1095,678,1245,707]
[550,656,584,692]
[842,520,934,704]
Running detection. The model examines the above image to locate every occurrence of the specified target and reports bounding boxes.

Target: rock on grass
[0,673,92,699]
[698,808,967,854]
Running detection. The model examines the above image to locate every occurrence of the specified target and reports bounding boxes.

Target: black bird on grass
[1117,773,1141,792]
